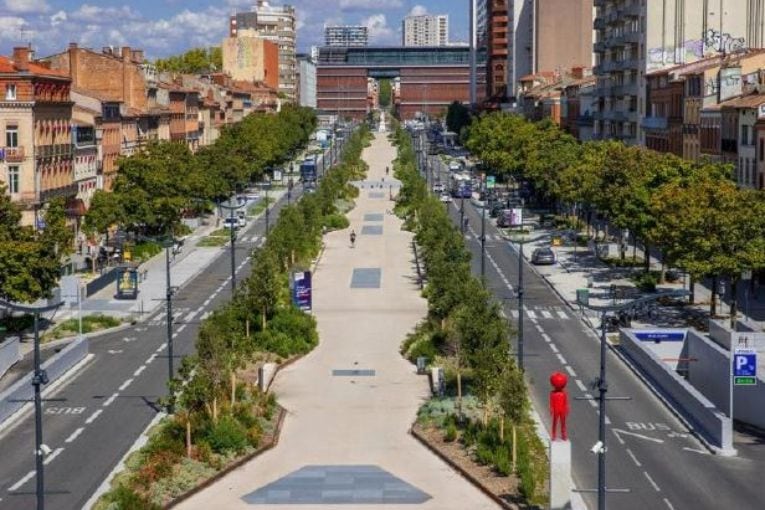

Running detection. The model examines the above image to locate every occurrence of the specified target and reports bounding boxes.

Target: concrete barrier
[619,329,734,454]
[0,337,22,379]
[0,337,89,427]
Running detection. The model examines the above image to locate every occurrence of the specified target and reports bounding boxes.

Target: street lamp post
[480,192,486,283]
[0,298,63,510]
[219,197,245,294]
[574,289,688,510]
[164,245,174,412]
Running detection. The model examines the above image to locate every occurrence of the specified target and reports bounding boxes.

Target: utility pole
[165,245,175,413]
[219,197,244,294]
[480,193,486,283]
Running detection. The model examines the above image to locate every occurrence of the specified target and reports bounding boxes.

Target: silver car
[531,247,555,265]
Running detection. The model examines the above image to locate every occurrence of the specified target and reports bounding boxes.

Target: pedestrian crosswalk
[464,233,505,242]
[508,306,571,321]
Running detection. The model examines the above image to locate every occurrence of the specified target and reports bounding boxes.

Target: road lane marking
[526,310,537,319]
[146,354,156,364]
[549,343,559,353]
[541,333,552,343]
[177,325,186,333]
[564,365,576,377]
[663,498,675,510]
[183,310,197,323]
[65,427,85,443]
[103,393,119,407]
[43,447,64,466]
[626,448,641,466]
[682,447,709,455]
[557,310,569,319]
[133,365,146,377]
[535,324,544,333]
[8,470,35,491]
[200,311,211,320]
[612,428,665,444]
[158,342,167,350]
[585,393,597,408]
[203,298,211,306]
[575,379,587,392]
[555,353,567,365]
[118,379,134,391]
[541,310,553,319]
[644,471,661,492]
[85,409,103,424]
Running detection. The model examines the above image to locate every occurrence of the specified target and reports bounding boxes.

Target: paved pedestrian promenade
[178,134,498,509]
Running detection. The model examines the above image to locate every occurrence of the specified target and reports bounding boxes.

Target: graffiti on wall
[647,40,704,70]
[703,29,747,55]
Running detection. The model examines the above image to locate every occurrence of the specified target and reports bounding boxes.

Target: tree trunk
[456,369,463,419]
[261,307,267,330]
[643,242,650,273]
[689,274,695,304]
[711,275,718,316]
[245,318,250,339]
[660,260,666,284]
[212,396,218,424]
[632,238,637,262]
[500,416,505,443]
[186,418,192,458]
[512,425,518,472]
[291,250,296,265]
[231,372,237,406]
[730,278,739,329]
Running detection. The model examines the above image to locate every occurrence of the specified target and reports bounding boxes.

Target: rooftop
[0,55,70,79]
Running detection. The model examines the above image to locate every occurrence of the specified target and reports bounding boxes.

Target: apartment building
[325,25,368,47]
[230,1,297,102]
[222,29,279,89]
[402,14,449,47]
[297,54,317,108]
[593,0,762,145]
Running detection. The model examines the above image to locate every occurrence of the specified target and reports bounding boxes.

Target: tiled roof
[0,55,70,78]
[720,93,765,108]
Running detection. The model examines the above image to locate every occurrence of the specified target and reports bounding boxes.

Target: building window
[7,165,19,194]
[5,125,18,147]
[5,84,16,101]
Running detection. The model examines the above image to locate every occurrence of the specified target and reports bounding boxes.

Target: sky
[0,0,470,59]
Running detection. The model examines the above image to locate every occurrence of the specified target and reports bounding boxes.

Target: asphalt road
[431,155,765,510]
[0,183,306,510]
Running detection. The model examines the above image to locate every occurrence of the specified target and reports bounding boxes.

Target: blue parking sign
[733,348,757,385]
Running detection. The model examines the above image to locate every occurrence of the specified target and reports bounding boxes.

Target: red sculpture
[549,372,569,441]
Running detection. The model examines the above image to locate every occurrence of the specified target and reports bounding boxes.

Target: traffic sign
[733,348,757,386]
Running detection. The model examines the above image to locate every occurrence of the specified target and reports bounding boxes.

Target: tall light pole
[0,298,63,510]
[219,197,245,294]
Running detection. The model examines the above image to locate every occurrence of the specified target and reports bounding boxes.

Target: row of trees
[154,47,223,74]
[103,125,372,507]
[466,113,765,320]
[84,106,317,240]
[393,126,545,498]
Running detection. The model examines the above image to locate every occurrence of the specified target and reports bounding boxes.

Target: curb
[165,405,288,509]
[409,425,520,510]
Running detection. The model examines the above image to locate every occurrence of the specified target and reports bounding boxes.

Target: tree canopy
[154,47,222,74]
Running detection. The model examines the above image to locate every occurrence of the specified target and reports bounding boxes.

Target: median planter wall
[0,337,89,427]
[0,337,21,380]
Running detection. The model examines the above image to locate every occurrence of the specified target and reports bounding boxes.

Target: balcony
[594,0,607,7]
[606,10,620,23]
[620,3,642,17]
[39,182,78,202]
[594,41,606,53]
[611,82,638,97]
[594,18,606,30]
[576,114,595,127]
[642,116,668,130]
[1,146,25,162]
[37,144,74,159]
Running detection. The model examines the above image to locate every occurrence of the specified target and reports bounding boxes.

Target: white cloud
[50,11,67,27]
[361,13,396,44]
[408,5,428,16]
[3,0,50,14]
[0,16,27,41]
[339,0,402,9]
[70,4,140,23]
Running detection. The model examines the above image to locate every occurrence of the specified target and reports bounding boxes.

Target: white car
[439,193,452,203]
[433,183,444,193]
[222,217,239,229]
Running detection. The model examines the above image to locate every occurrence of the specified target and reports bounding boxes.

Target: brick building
[643,69,684,156]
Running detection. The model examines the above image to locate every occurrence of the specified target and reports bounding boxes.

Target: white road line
[203,298,211,306]
[549,343,559,353]
[103,393,119,407]
[146,354,156,364]
[535,324,544,333]
[65,427,85,443]
[8,470,35,492]
[133,365,146,377]
[85,409,103,425]
[541,333,552,343]
[682,447,709,455]
[664,498,676,510]
[564,365,576,377]
[183,310,197,323]
[541,310,553,319]
[43,447,64,466]
[194,305,204,315]
[585,393,598,408]
[177,324,186,333]
[118,378,134,391]
[158,342,167,350]
[626,448,642,467]
[604,414,612,425]
[644,471,661,492]
[555,352,567,365]
[575,379,587,392]
[526,310,537,319]
[557,310,569,319]
[511,310,520,319]
[611,428,625,445]
[201,311,211,320]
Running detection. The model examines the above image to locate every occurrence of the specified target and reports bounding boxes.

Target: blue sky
[0,0,470,59]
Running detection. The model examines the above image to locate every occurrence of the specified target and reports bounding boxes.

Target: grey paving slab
[332,369,376,376]
[368,192,385,199]
[363,213,384,222]
[242,465,431,505]
[361,225,383,235]
[351,268,381,288]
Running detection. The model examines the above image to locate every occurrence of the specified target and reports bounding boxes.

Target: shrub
[260,307,319,356]
[632,272,658,292]
[103,484,161,510]
[134,450,180,489]
[204,415,249,455]
[322,213,350,231]
[132,241,162,262]
[444,422,457,442]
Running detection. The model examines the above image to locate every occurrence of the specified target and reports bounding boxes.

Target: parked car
[531,247,556,265]
[497,209,514,228]
[489,202,504,218]
[223,217,239,230]
[448,161,462,172]
[439,193,452,203]
[433,183,445,193]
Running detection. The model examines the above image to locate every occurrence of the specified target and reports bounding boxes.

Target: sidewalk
[177,134,499,509]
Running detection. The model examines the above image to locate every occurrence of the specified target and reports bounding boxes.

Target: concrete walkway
[178,134,498,509]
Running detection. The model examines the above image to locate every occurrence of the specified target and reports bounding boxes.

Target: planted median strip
[95,125,373,509]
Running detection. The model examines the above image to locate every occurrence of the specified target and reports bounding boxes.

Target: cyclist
[350,229,357,248]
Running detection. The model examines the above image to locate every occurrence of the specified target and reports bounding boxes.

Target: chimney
[121,46,131,60]
[13,47,30,72]
[131,49,144,64]
[68,43,79,85]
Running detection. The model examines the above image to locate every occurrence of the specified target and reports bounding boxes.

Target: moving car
[433,183,445,193]
[223,217,239,230]
[439,193,452,203]
[531,247,556,265]
[496,209,514,228]
[448,161,462,172]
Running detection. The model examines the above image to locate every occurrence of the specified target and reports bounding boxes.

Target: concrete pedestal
[258,362,277,393]
[549,439,572,510]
